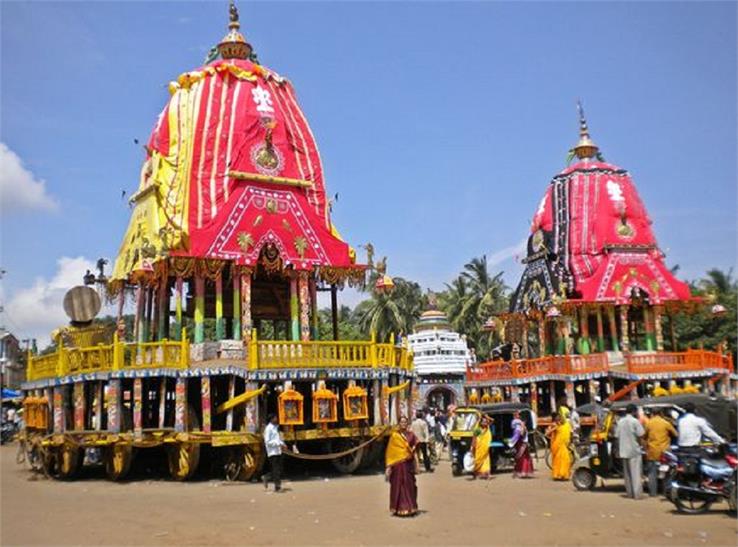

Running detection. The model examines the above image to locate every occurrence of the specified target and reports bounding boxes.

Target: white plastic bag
[463,451,475,473]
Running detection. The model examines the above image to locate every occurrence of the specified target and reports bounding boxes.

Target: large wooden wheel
[167,442,201,481]
[44,442,83,480]
[330,438,365,474]
[104,443,134,481]
[236,444,264,481]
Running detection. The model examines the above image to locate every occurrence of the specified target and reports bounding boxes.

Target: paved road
[2,445,735,546]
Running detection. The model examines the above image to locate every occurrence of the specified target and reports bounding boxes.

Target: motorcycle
[1,422,18,444]
[669,444,738,514]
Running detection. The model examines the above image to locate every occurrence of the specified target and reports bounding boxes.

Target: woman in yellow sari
[471,416,492,479]
[385,416,418,517]
[547,413,573,480]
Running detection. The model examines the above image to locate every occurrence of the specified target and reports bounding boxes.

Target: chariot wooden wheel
[167,441,201,481]
[236,444,264,481]
[44,442,83,480]
[104,443,134,481]
[330,438,364,474]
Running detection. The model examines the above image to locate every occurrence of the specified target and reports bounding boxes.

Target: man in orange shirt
[644,408,677,496]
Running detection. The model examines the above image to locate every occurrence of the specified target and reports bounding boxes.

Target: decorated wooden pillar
[215,272,225,341]
[133,377,143,440]
[144,286,154,342]
[158,378,167,429]
[107,379,122,433]
[309,277,319,340]
[174,276,184,341]
[232,270,241,340]
[549,380,557,417]
[330,284,339,341]
[194,275,205,344]
[135,283,145,343]
[174,377,187,433]
[653,306,664,351]
[562,318,572,355]
[157,277,168,341]
[521,320,529,358]
[73,382,85,431]
[53,386,65,434]
[619,305,630,352]
[298,271,311,341]
[240,270,252,342]
[244,381,259,433]
[643,307,655,351]
[226,376,235,431]
[373,379,383,426]
[537,320,546,357]
[529,382,538,415]
[406,378,414,419]
[607,306,619,352]
[95,382,104,431]
[595,307,605,352]
[201,376,212,434]
[668,312,678,351]
[588,380,598,405]
[290,276,300,341]
[116,289,126,339]
[152,284,160,342]
[578,307,591,354]
[564,381,576,409]
[510,385,520,403]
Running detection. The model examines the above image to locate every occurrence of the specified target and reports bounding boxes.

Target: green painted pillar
[309,277,318,340]
[157,277,168,341]
[174,277,183,341]
[194,275,205,344]
[290,276,299,341]
[644,307,655,351]
[232,270,241,341]
[215,273,225,340]
[596,307,605,352]
[578,307,591,355]
[607,306,619,352]
[142,287,153,343]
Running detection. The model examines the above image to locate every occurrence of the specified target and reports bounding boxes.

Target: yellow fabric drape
[385,430,414,467]
[473,427,492,474]
[551,421,572,480]
[215,385,266,415]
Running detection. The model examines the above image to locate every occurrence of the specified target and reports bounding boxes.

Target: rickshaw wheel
[572,467,596,491]
[104,443,134,481]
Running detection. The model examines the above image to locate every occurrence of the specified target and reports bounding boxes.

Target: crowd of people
[258,397,729,518]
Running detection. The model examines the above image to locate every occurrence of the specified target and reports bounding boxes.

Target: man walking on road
[263,414,287,492]
[644,408,677,496]
[411,410,432,472]
[615,404,645,499]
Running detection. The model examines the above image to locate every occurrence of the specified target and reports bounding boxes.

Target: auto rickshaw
[448,407,482,476]
[571,394,736,491]
[477,402,540,470]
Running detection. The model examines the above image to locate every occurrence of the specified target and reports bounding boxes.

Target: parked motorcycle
[669,444,738,514]
[1,422,18,445]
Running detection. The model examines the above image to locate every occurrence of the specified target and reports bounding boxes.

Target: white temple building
[408,309,473,410]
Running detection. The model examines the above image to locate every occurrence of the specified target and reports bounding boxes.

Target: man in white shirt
[677,402,725,448]
[615,404,645,499]
[263,414,287,492]
[412,410,432,472]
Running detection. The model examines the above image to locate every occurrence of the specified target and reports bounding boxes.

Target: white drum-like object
[463,451,475,473]
[63,285,101,323]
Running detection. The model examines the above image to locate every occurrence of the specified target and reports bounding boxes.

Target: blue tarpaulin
[2,388,21,400]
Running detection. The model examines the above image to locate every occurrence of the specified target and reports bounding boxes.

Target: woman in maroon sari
[511,410,535,478]
[385,416,418,517]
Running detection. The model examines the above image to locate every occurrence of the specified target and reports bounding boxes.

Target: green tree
[673,268,737,359]
[356,277,425,342]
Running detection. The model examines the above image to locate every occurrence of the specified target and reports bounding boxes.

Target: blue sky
[1,1,736,343]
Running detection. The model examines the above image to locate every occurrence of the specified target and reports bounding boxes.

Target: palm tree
[357,277,425,342]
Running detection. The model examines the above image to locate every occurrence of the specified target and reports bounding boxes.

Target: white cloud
[488,238,528,267]
[0,142,59,213]
[3,257,102,347]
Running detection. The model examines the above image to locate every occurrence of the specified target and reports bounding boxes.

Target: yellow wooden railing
[27,331,190,381]
[27,329,412,381]
[248,331,413,371]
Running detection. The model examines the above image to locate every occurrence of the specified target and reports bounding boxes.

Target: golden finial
[572,100,599,160]
[218,1,252,60]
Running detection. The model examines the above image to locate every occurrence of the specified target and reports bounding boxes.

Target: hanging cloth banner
[383,380,411,396]
[215,384,266,415]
